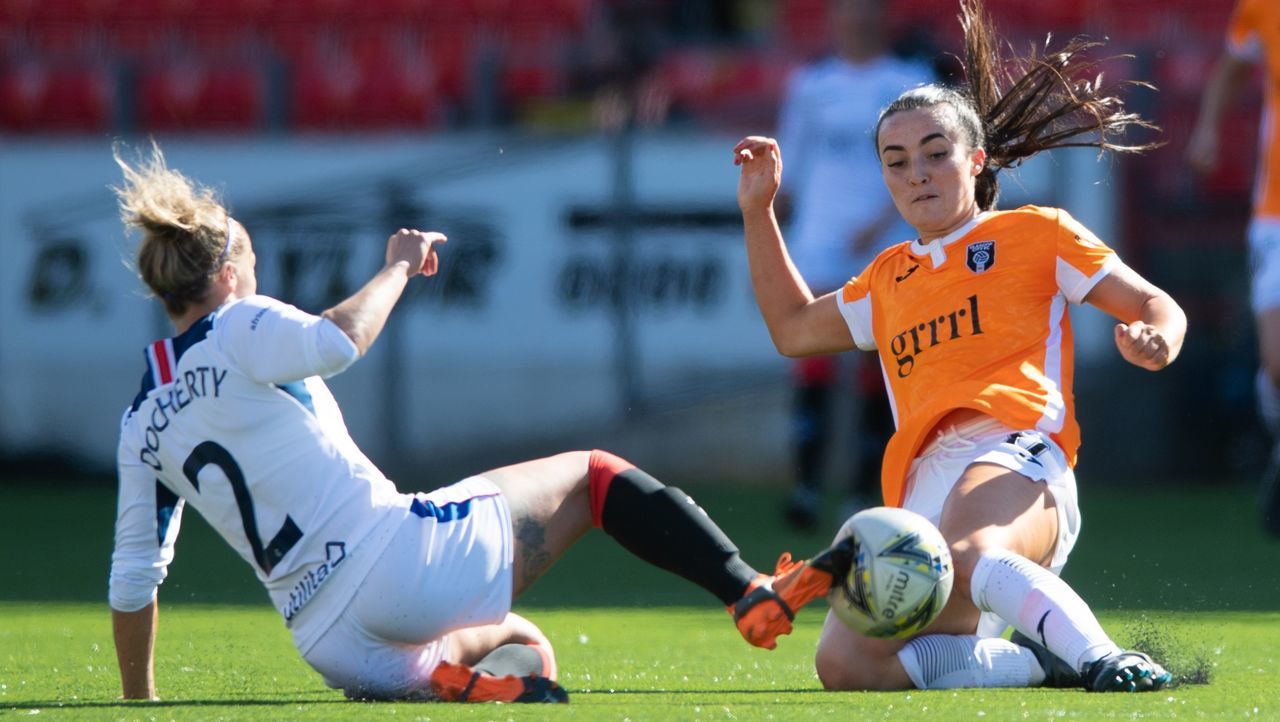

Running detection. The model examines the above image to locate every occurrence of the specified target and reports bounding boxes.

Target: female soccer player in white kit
[107,143,831,703]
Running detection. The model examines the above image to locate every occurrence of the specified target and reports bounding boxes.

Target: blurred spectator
[1186,0,1280,537]
[773,0,933,530]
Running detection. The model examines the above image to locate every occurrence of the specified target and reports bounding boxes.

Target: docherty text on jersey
[138,365,228,471]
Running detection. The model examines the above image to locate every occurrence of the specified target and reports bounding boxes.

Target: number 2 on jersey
[182,441,303,574]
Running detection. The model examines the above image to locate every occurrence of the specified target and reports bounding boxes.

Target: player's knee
[539,450,591,499]
[815,645,898,691]
[815,644,858,690]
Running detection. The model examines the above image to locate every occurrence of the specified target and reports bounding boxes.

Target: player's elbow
[773,337,807,358]
[771,326,822,359]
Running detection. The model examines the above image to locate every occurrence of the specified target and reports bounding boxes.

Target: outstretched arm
[321,229,446,356]
[113,602,158,700]
[1186,54,1254,175]
[1083,262,1187,371]
[110,458,181,701]
[734,136,855,357]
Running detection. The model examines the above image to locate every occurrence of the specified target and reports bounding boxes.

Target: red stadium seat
[0,0,41,25]
[40,66,111,130]
[500,20,567,102]
[428,0,509,32]
[0,63,112,132]
[1029,0,1089,35]
[348,56,436,129]
[136,61,264,131]
[657,47,793,130]
[173,0,269,58]
[0,63,47,131]
[263,0,342,62]
[291,50,438,131]
[23,0,115,60]
[290,56,355,130]
[105,0,180,58]
[421,27,475,103]
[503,0,593,33]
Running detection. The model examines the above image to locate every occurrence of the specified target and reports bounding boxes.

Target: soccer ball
[827,506,953,639]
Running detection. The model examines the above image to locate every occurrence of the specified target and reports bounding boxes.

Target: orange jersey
[1228,0,1280,219]
[837,206,1117,507]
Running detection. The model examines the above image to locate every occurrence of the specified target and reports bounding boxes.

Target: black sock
[590,452,758,606]
[474,644,545,678]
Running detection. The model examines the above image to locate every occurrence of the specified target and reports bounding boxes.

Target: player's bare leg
[812,464,1164,692]
[892,465,1166,691]
[484,450,814,649]
[429,613,566,703]
[479,452,595,595]
[445,613,556,673]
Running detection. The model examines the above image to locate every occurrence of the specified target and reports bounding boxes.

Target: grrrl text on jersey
[138,366,228,472]
[888,295,983,378]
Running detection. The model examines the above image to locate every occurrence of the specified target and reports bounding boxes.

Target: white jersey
[778,54,933,290]
[109,295,410,647]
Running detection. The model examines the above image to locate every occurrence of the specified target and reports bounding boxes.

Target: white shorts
[301,476,514,700]
[900,416,1081,638]
[902,416,1082,572]
[1248,218,1280,314]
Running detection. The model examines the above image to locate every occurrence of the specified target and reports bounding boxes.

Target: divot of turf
[1122,614,1214,686]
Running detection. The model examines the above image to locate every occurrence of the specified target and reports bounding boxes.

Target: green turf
[2,479,1279,718]
[2,604,1277,719]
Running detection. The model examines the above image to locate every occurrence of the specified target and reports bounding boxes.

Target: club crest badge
[966,241,995,273]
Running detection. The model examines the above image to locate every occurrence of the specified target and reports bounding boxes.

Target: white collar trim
[909,212,992,266]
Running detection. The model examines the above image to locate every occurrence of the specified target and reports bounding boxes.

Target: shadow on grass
[1,688,831,711]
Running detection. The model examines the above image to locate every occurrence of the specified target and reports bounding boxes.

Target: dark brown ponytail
[876,0,1162,210]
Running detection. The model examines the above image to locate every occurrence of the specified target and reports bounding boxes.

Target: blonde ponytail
[112,141,239,316]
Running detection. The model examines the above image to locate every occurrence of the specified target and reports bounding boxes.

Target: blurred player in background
[775,0,934,530]
[732,0,1184,693]
[107,143,833,704]
[1186,0,1280,538]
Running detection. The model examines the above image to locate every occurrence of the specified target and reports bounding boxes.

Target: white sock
[1257,370,1280,436]
[897,635,1046,689]
[969,547,1121,674]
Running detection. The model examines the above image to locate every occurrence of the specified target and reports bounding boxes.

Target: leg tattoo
[514,517,554,584]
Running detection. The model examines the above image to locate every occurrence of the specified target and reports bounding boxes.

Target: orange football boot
[729,539,854,650]
[428,661,568,703]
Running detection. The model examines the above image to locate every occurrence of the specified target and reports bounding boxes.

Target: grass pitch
[2,478,1279,719]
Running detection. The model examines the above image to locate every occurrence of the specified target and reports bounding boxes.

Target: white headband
[215,214,234,267]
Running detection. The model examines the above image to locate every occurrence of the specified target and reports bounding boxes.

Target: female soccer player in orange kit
[732,0,1185,692]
